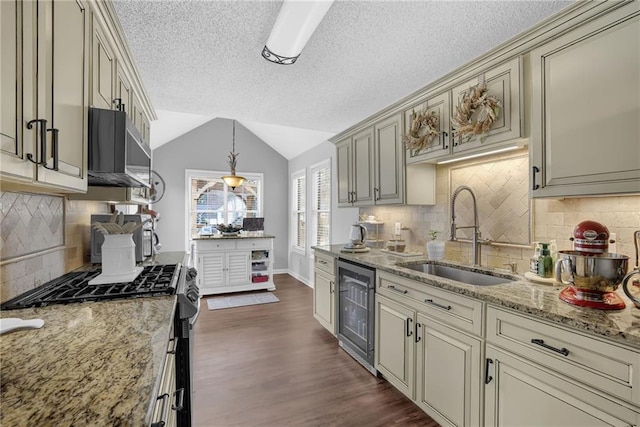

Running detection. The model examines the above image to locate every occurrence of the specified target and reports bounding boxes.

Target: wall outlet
[395,222,401,236]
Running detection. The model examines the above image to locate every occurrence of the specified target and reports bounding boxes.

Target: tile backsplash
[363,149,640,274]
[0,192,109,303]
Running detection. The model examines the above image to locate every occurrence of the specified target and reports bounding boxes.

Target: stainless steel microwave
[88,108,151,188]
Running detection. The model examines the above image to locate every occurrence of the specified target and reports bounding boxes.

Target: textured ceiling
[113,0,572,158]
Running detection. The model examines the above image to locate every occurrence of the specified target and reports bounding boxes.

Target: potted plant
[426,229,445,260]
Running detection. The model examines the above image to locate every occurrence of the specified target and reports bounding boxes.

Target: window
[186,170,263,238]
[292,170,306,253]
[311,161,331,247]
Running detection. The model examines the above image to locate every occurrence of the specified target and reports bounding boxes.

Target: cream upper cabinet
[0,0,31,180]
[450,57,522,155]
[336,137,352,206]
[335,114,404,207]
[115,62,133,119]
[404,92,451,164]
[91,14,115,111]
[530,2,640,197]
[335,128,375,207]
[373,113,404,205]
[1,0,87,192]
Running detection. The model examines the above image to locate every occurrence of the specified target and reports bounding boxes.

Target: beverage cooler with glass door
[336,259,377,375]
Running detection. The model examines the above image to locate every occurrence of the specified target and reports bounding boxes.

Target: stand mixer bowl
[555,251,629,293]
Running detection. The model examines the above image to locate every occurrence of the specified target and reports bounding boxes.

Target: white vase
[426,240,445,260]
[101,234,136,276]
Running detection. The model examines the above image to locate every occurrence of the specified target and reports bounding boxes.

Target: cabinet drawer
[377,271,483,336]
[196,240,237,250]
[487,305,640,406]
[314,252,336,276]
[236,239,271,250]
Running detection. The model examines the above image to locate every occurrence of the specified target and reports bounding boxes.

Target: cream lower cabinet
[484,345,638,427]
[416,314,482,427]
[375,294,416,399]
[485,306,640,426]
[313,252,337,335]
[194,238,275,296]
[375,271,483,427]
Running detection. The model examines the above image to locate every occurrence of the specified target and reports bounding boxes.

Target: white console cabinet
[193,237,275,295]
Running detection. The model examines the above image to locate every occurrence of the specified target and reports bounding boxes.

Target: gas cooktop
[1,264,179,310]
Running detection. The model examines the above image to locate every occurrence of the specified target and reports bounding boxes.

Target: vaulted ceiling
[113,0,572,158]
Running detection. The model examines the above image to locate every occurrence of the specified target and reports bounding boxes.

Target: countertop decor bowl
[555,250,629,292]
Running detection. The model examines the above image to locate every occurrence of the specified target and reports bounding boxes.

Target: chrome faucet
[450,185,489,266]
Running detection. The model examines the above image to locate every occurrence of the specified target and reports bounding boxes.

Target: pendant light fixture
[221,120,246,190]
[262,0,334,65]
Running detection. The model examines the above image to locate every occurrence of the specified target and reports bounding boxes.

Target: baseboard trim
[286,270,312,288]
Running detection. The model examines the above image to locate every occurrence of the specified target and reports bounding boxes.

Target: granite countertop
[192,233,275,240]
[314,245,640,350]
[0,251,187,426]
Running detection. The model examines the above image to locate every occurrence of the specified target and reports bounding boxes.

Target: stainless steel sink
[400,263,514,286]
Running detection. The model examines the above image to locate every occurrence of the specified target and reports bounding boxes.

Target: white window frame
[184,169,263,249]
[291,169,306,256]
[309,159,331,251]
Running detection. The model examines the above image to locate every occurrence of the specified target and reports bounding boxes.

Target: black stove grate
[1,264,178,310]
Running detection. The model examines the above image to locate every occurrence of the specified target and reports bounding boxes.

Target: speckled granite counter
[0,251,187,426]
[314,245,640,350]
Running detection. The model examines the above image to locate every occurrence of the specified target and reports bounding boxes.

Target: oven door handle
[172,387,185,412]
[167,337,179,354]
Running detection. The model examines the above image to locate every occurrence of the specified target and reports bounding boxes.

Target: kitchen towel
[207,292,279,310]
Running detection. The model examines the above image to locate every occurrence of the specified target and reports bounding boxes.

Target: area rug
[206,292,279,310]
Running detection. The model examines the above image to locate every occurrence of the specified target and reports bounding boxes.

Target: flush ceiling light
[262,0,334,65]
[221,120,246,190]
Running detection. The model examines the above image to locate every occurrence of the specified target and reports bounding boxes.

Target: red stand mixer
[557,220,629,310]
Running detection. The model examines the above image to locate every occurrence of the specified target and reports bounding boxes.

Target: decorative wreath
[451,83,501,142]
[402,109,440,152]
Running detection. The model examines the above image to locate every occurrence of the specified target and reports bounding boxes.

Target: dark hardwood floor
[192,274,439,427]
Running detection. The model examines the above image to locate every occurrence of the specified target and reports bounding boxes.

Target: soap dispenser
[530,242,541,274]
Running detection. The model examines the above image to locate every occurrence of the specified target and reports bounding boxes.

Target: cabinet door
[352,127,374,206]
[91,15,115,110]
[132,93,144,135]
[335,137,353,206]
[226,252,250,286]
[115,62,132,120]
[375,294,415,399]
[530,5,640,197]
[374,113,404,205]
[484,345,639,427]
[451,57,522,154]
[36,0,87,191]
[416,315,482,427]
[0,0,33,181]
[198,252,225,291]
[405,92,451,164]
[313,269,335,335]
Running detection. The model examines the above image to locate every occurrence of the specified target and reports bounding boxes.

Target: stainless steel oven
[337,259,376,375]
